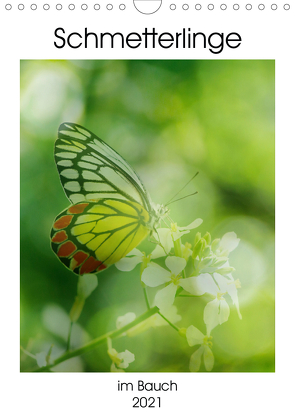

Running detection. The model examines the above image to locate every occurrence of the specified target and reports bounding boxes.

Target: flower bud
[213,257,228,268]
[198,257,213,269]
[202,246,211,258]
[217,267,235,275]
[194,232,202,245]
[182,242,192,261]
[203,232,211,245]
[211,238,220,252]
[192,238,206,259]
[69,296,85,322]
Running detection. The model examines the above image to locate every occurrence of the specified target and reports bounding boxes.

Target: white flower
[35,352,47,368]
[141,256,186,311]
[170,219,203,241]
[179,272,241,334]
[115,239,168,272]
[182,242,193,261]
[215,272,242,320]
[216,232,240,256]
[116,312,136,330]
[179,273,230,334]
[154,219,203,253]
[152,228,174,256]
[204,297,230,335]
[186,325,214,372]
[194,232,239,275]
[115,248,147,272]
[77,274,98,298]
[107,338,135,372]
[115,312,137,336]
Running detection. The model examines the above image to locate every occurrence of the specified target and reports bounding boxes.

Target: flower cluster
[113,219,242,372]
[107,337,135,372]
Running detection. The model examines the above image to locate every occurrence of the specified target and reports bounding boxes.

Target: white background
[1,1,294,416]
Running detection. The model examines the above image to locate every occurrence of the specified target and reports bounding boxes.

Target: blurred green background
[20,60,274,372]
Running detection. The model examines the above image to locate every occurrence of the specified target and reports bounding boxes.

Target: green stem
[20,346,36,360]
[33,306,159,372]
[66,321,73,352]
[140,258,151,310]
[157,312,180,332]
[143,287,150,310]
[173,237,182,258]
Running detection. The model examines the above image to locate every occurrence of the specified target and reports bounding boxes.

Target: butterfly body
[51,123,168,275]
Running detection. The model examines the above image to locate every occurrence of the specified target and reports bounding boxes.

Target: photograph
[20,59,275,372]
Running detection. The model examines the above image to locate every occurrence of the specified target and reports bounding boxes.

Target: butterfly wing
[51,199,150,275]
[55,122,152,211]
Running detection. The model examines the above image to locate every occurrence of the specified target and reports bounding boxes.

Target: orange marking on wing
[54,215,73,230]
[57,241,77,257]
[69,251,89,270]
[52,230,68,243]
[97,263,107,272]
[68,203,89,214]
[80,256,102,275]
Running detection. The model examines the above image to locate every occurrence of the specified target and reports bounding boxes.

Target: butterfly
[50,123,169,275]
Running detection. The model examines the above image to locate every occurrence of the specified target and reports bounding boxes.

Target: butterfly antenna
[166,191,198,206]
[165,171,199,205]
